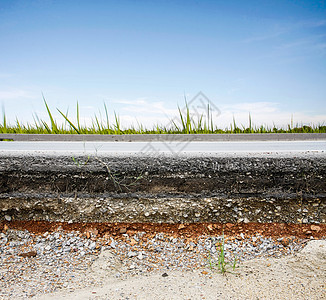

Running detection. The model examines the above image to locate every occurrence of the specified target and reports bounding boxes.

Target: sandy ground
[35,239,326,300]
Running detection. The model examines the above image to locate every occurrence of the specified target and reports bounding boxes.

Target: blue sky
[0,0,325,129]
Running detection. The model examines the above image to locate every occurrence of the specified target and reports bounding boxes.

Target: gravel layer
[0,224,323,299]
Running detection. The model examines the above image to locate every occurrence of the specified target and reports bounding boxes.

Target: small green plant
[72,155,90,167]
[71,154,142,192]
[95,156,143,192]
[208,232,238,275]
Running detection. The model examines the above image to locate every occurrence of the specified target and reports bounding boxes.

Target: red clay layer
[1,221,325,239]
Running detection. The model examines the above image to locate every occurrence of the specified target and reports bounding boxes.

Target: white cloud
[111,101,326,130]
[215,102,326,129]
[298,19,326,28]
[0,73,14,79]
[111,99,147,105]
[0,89,37,100]
[243,19,326,47]
[223,102,278,114]
[276,33,326,53]
[243,30,287,43]
[111,98,178,116]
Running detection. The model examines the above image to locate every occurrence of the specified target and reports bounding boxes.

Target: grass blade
[114,111,121,134]
[104,102,110,130]
[77,101,80,132]
[43,95,59,134]
[2,106,7,133]
[41,120,52,134]
[57,108,81,134]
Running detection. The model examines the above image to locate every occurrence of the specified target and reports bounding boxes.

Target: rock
[119,227,127,234]
[280,238,290,247]
[162,273,168,277]
[4,215,11,222]
[133,235,140,242]
[76,241,83,248]
[310,225,321,232]
[110,241,117,249]
[128,251,137,258]
[85,228,98,237]
[207,224,213,231]
[44,245,51,251]
[89,242,96,250]
[178,224,185,230]
[266,244,273,250]
[18,250,37,258]
[130,238,137,246]
[154,247,162,253]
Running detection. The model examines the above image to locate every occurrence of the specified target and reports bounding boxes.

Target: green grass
[0,99,325,134]
[208,232,238,275]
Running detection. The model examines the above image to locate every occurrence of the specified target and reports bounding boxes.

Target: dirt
[35,239,326,300]
[1,221,325,239]
[2,221,326,299]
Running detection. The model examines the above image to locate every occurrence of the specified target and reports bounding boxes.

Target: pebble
[89,242,97,250]
[0,227,323,299]
[4,215,11,222]
[127,251,137,258]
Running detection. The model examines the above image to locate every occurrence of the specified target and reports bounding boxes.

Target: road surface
[0,140,325,156]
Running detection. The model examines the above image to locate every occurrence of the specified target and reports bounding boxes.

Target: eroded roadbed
[0,153,325,224]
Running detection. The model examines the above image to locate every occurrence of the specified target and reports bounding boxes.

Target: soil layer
[1,153,325,224]
[1,221,325,239]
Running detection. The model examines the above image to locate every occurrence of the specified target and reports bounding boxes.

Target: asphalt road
[0,140,325,156]
[1,133,326,141]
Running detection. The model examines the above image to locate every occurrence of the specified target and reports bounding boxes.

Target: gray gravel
[0,227,318,299]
